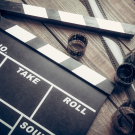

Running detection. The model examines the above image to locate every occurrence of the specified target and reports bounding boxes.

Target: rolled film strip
[114,63,135,88]
[121,99,135,109]
[67,33,88,59]
[0,1,135,38]
[111,107,135,135]
[0,16,114,95]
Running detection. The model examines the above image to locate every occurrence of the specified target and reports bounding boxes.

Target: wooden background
[4,0,135,134]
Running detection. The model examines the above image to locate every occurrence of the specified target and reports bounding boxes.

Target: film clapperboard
[1,1,135,135]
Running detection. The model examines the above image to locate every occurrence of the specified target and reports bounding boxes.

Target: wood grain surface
[3,0,135,134]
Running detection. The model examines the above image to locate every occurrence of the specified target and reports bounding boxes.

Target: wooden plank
[2,0,134,135]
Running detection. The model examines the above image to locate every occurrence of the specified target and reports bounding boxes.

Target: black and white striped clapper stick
[84,0,135,99]
[0,16,114,95]
[0,1,135,38]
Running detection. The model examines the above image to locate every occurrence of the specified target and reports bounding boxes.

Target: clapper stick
[0,1,135,38]
[0,16,114,95]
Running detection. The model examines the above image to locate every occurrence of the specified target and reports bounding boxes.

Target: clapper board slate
[0,19,114,135]
[0,1,135,38]
[0,10,114,135]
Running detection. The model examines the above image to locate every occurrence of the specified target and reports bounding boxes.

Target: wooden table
[4,0,135,134]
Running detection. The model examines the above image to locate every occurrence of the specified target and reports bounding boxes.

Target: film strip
[0,16,114,95]
[0,1,135,38]
[81,0,126,71]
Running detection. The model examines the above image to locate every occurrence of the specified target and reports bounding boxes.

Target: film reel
[112,106,135,135]
[114,63,135,88]
[67,33,88,59]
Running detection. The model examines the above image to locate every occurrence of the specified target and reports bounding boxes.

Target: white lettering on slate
[0,44,8,53]
[20,122,45,135]
[63,97,87,115]
[17,67,41,84]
